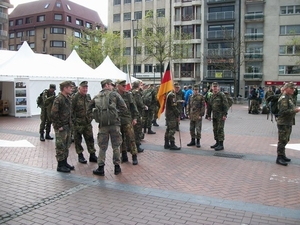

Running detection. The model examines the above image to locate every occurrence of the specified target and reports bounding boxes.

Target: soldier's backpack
[142,89,153,106]
[36,89,47,108]
[266,95,280,122]
[92,91,118,127]
[224,93,233,108]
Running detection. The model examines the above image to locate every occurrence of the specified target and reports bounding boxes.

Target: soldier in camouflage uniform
[116,80,140,165]
[207,82,229,151]
[72,81,97,164]
[164,90,181,150]
[186,85,205,148]
[152,85,160,127]
[39,84,56,141]
[143,84,156,134]
[276,82,300,166]
[51,81,74,173]
[131,80,148,153]
[88,79,128,176]
[70,82,78,142]
[174,83,184,130]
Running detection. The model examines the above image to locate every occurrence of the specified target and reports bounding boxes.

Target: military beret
[101,79,113,86]
[60,81,73,89]
[193,85,199,90]
[284,82,295,89]
[49,84,56,90]
[132,80,141,89]
[71,81,76,87]
[79,81,88,87]
[116,80,126,85]
[212,82,219,87]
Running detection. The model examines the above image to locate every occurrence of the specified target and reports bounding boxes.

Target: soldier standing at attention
[51,81,74,173]
[276,82,300,166]
[207,82,229,151]
[116,80,140,165]
[72,81,98,164]
[164,90,181,150]
[131,80,148,153]
[186,85,205,148]
[39,84,56,141]
[88,79,128,176]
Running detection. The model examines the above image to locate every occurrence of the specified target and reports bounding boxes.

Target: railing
[244,33,264,40]
[181,71,194,78]
[205,70,233,79]
[207,0,236,3]
[207,11,235,21]
[207,30,234,39]
[244,73,263,79]
[246,0,265,3]
[244,53,263,59]
[0,12,8,20]
[207,48,233,57]
[182,14,194,21]
[245,13,264,20]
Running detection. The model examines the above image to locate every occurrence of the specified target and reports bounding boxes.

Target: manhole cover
[213,153,244,159]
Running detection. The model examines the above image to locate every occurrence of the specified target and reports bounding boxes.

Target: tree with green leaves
[69,28,127,69]
[287,34,300,65]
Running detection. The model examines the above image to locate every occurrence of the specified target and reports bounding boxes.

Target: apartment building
[8,0,103,60]
[0,0,13,49]
[111,0,300,96]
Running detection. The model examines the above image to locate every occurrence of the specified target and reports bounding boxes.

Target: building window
[134,11,142,20]
[9,20,13,27]
[17,44,22,50]
[76,19,83,26]
[56,2,61,7]
[134,47,142,55]
[123,30,131,38]
[279,45,300,55]
[114,0,121,5]
[86,22,92,29]
[54,14,62,21]
[124,12,131,21]
[145,64,153,73]
[25,17,33,24]
[124,0,131,4]
[50,41,66,48]
[44,3,50,9]
[15,19,23,25]
[9,33,15,39]
[135,0,142,2]
[29,43,35,49]
[37,15,45,22]
[145,10,153,18]
[52,54,66,60]
[16,32,23,38]
[9,45,15,50]
[134,64,141,73]
[182,6,193,21]
[124,47,131,55]
[279,65,300,74]
[67,15,72,22]
[50,27,66,34]
[157,9,165,17]
[280,5,300,15]
[27,30,35,36]
[280,25,300,35]
[66,4,71,10]
[74,31,82,38]
[113,14,121,22]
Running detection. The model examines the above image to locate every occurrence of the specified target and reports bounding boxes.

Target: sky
[9,0,108,26]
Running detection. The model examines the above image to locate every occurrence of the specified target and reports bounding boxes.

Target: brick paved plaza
[0,104,300,225]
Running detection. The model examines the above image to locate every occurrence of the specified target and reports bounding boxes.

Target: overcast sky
[9,0,108,26]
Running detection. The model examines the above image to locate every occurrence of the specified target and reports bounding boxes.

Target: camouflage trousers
[249,99,259,113]
[164,119,177,142]
[97,125,122,166]
[189,119,202,139]
[120,123,138,155]
[277,125,292,156]
[54,125,71,162]
[212,117,225,141]
[153,106,159,120]
[134,116,143,145]
[143,109,154,128]
[74,124,96,155]
[39,108,52,134]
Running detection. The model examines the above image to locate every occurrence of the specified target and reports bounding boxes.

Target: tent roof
[0,50,17,65]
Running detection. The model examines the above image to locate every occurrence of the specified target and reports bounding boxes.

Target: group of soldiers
[38,79,161,175]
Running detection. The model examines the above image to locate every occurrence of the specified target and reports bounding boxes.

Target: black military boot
[122,151,128,163]
[187,138,195,146]
[148,128,156,134]
[276,156,288,166]
[45,132,54,140]
[210,140,219,148]
[170,141,181,150]
[64,159,75,170]
[93,165,105,176]
[89,153,98,162]
[78,153,87,164]
[282,155,291,162]
[164,138,170,149]
[152,119,159,127]
[40,133,45,142]
[214,141,224,151]
[143,127,147,133]
[57,161,70,173]
[114,164,121,175]
[132,154,138,165]
[196,139,201,148]
[136,144,144,153]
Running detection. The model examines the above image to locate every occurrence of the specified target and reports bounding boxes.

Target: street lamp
[132,19,138,78]
[153,65,156,85]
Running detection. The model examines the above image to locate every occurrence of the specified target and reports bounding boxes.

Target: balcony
[207,0,236,4]
[0,30,8,40]
[245,0,265,4]
[207,48,233,57]
[244,73,263,81]
[0,12,8,23]
[244,33,264,41]
[205,70,233,79]
[207,11,235,22]
[207,30,234,40]
[245,13,264,22]
[244,52,263,61]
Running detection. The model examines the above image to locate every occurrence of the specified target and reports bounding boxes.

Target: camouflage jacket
[119,91,139,125]
[187,93,205,121]
[265,90,274,101]
[277,94,296,126]
[165,91,180,120]
[131,89,145,116]
[175,91,184,113]
[72,92,92,126]
[51,92,72,130]
[207,91,228,118]
[42,89,55,109]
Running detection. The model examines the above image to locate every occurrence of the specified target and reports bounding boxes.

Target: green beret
[79,81,88,87]
[49,84,56,90]
[101,79,113,86]
[60,80,73,89]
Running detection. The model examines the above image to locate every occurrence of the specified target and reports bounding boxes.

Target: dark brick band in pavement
[1,160,300,225]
